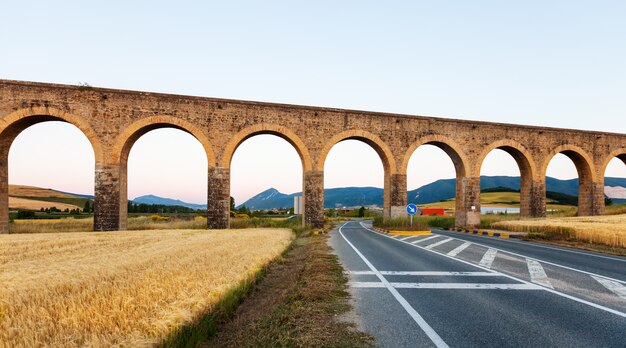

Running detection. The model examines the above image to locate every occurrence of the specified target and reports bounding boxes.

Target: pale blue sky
[2,1,626,204]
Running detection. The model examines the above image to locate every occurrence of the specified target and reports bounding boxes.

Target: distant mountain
[238,187,384,210]
[239,176,626,210]
[132,195,206,210]
[62,192,95,199]
[239,188,293,210]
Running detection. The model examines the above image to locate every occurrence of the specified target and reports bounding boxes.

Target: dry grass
[9,216,208,233]
[9,197,81,211]
[8,184,77,198]
[493,214,626,248]
[0,228,293,347]
[205,230,372,347]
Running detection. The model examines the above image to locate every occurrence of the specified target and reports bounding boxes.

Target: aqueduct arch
[477,140,541,218]
[542,144,599,216]
[0,107,103,233]
[1,80,624,232]
[106,116,216,230]
[402,136,475,227]
[220,124,313,227]
[318,130,399,220]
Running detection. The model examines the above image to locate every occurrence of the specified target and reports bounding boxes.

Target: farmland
[8,185,89,210]
[492,214,626,249]
[0,229,293,347]
[419,191,575,213]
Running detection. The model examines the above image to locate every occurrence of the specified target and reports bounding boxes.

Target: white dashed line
[526,259,554,289]
[432,230,626,285]
[447,242,471,257]
[411,235,439,244]
[593,276,626,299]
[479,248,498,269]
[425,237,452,250]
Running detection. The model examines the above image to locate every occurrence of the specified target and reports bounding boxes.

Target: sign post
[406,203,417,227]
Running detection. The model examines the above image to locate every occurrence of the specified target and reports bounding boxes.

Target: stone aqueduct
[1,80,625,233]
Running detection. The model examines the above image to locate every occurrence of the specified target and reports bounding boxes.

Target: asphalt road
[329,221,626,347]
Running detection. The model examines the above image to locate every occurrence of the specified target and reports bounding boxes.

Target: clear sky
[2,1,626,205]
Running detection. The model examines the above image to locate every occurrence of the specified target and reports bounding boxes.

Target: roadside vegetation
[8,216,307,234]
[0,229,293,347]
[492,214,626,253]
[204,227,373,347]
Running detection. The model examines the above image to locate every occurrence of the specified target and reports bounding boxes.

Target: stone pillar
[0,152,8,234]
[303,170,324,228]
[94,164,125,231]
[577,177,593,216]
[207,166,230,229]
[591,181,605,216]
[388,173,407,219]
[455,176,481,228]
[528,180,546,217]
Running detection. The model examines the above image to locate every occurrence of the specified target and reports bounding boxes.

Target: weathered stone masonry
[1,80,625,233]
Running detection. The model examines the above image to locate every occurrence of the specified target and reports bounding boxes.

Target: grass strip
[202,230,373,347]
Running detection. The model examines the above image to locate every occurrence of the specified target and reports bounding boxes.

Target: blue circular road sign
[406,203,417,215]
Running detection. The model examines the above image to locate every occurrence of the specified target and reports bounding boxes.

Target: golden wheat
[9,197,81,211]
[493,214,626,247]
[0,228,293,347]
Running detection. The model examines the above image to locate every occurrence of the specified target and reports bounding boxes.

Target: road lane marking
[447,242,471,257]
[479,248,498,269]
[400,236,415,241]
[349,282,542,290]
[425,238,452,250]
[339,223,449,348]
[437,229,626,263]
[432,230,626,285]
[349,271,500,276]
[526,259,554,289]
[592,276,626,299]
[411,235,439,244]
[358,222,626,319]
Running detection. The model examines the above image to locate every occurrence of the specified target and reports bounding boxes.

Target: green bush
[16,210,36,219]
[421,216,455,229]
[373,216,430,231]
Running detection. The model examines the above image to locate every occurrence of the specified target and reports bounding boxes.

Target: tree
[237,205,250,215]
[358,206,366,217]
[605,197,613,206]
[16,210,36,219]
[83,201,91,213]
[230,196,235,211]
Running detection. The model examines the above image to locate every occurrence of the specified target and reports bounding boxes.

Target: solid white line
[339,223,449,348]
[400,236,415,241]
[349,282,542,290]
[447,242,472,257]
[479,248,498,269]
[425,238,452,250]
[526,259,554,289]
[432,230,626,285]
[358,222,626,319]
[592,276,626,299]
[349,271,500,276]
[411,235,439,244]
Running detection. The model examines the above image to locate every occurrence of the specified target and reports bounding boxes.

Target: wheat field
[0,228,293,347]
[493,214,626,247]
[9,197,81,211]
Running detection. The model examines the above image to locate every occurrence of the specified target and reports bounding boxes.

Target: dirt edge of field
[197,229,373,348]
